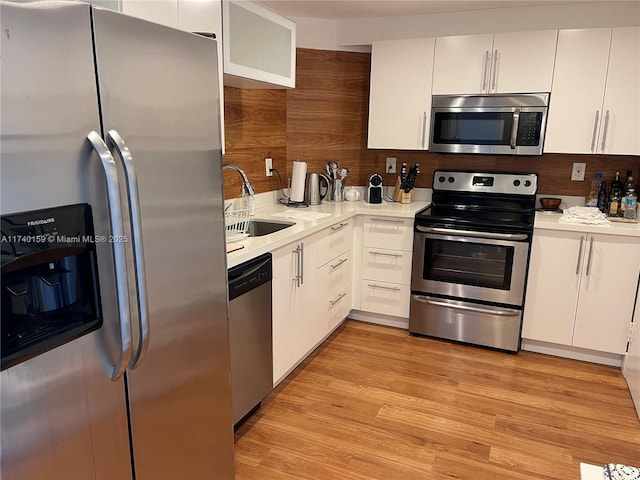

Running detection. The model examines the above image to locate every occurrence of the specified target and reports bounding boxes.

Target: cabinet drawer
[361,247,412,285]
[363,216,413,251]
[317,250,352,301]
[361,280,410,317]
[322,288,352,332]
[317,220,353,267]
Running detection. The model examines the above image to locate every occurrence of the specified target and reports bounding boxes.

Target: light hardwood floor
[234,320,640,479]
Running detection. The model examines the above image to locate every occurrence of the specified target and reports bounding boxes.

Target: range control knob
[513,180,521,187]
[524,180,532,187]
[438,176,445,183]
[448,176,455,183]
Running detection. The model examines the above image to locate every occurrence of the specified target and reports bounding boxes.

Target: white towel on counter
[559,206,611,225]
[603,463,640,480]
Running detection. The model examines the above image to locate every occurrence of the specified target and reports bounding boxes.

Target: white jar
[344,187,361,202]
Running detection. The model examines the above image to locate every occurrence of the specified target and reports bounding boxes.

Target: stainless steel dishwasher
[228,252,273,425]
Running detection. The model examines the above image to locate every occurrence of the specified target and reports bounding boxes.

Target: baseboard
[521,339,623,367]
[348,310,409,329]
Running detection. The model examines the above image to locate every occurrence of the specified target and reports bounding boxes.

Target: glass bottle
[586,172,602,207]
[608,189,621,217]
[597,180,607,212]
[623,189,637,221]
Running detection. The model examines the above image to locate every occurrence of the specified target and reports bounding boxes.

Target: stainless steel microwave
[429,93,549,155]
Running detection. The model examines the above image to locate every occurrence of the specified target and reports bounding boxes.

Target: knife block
[393,177,412,203]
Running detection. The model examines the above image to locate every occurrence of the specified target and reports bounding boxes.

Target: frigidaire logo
[27,217,55,226]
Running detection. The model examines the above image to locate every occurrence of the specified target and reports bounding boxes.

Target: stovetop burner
[416,171,538,233]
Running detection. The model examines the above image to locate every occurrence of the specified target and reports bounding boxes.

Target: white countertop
[534,211,640,237]
[226,199,429,268]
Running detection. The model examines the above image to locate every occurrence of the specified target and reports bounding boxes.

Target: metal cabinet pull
[87,131,131,381]
[331,222,348,232]
[330,258,348,270]
[491,49,499,91]
[585,237,595,276]
[107,130,150,371]
[330,292,347,306]
[600,110,610,152]
[421,111,427,149]
[510,108,520,150]
[576,236,585,275]
[369,251,403,258]
[482,50,490,92]
[590,111,600,153]
[293,244,301,287]
[300,242,304,286]
[370,217,405,224]
[368,283,401,292]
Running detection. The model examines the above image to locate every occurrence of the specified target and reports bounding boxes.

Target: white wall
[293,1,640,51]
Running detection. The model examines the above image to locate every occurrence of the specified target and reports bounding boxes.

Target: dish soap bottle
[586,172,602,207]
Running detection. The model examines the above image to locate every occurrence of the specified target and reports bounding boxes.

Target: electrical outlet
[571,162,586,181]
[386,157,397,174]
[265,157,273,177]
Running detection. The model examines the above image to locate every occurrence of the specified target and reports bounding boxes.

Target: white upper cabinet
[177,0,221,33]
[121,0,179,28]
[545,27,640,155]
[432,30,557,94]
[600,27,640,155]
[222,0,296,88]
[368,38,435,149]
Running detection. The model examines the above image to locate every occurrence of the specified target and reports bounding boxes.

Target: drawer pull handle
[330,292,347,306]
[370,217,405,223]
[368,284,401,292]
[369,251,402,258]
[331,222,349,232]
[330,258,348,270]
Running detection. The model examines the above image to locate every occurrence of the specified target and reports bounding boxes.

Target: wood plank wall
[222,48,640,199]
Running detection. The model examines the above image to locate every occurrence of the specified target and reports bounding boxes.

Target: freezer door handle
[107,130,150,370]
[87,131,132,381]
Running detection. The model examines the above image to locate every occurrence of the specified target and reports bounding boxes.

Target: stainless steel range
[410,170,538,351]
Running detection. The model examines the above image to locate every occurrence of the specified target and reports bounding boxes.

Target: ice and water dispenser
[1,204,102,370]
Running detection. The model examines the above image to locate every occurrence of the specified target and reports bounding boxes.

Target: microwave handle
[510,108,521,149]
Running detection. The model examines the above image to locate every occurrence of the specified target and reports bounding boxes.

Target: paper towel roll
[290,161,307,202]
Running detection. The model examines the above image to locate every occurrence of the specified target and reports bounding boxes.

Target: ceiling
[256,0,608,20]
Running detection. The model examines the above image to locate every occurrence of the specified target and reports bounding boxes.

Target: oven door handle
[415,225,528,241]
[413,296,521,317]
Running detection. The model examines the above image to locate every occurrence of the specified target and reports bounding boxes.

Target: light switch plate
[571,162,586,181]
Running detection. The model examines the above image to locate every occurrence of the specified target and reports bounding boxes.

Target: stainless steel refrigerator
[0,2,235,478]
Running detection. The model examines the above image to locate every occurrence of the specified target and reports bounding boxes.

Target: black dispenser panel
[1,204,102,370]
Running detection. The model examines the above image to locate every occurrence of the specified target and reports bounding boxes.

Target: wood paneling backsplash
[223,48,639,199]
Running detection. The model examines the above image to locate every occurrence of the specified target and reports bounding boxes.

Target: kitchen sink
[247,219,295,237]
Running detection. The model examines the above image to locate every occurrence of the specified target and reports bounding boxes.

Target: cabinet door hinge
[628,321,635,342]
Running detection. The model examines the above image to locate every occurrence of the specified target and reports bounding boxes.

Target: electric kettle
[304,172,330,206]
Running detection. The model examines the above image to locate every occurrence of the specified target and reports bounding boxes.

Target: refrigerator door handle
[86,131,132,381]
[107,130,150,370]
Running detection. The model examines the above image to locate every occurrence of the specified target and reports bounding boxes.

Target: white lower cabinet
[271,220,353,386]
[523,230,640,355]
[271,234,318,385]
[357,216,414,318]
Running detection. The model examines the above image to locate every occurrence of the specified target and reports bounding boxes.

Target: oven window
[423,238,514,290]
[433,112,512,145]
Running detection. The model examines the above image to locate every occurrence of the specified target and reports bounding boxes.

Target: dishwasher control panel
[227,253,272,301]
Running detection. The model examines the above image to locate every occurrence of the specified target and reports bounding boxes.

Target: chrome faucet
[223,163,255,196]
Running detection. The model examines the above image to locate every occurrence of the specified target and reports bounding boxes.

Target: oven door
[411,226,530,306]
